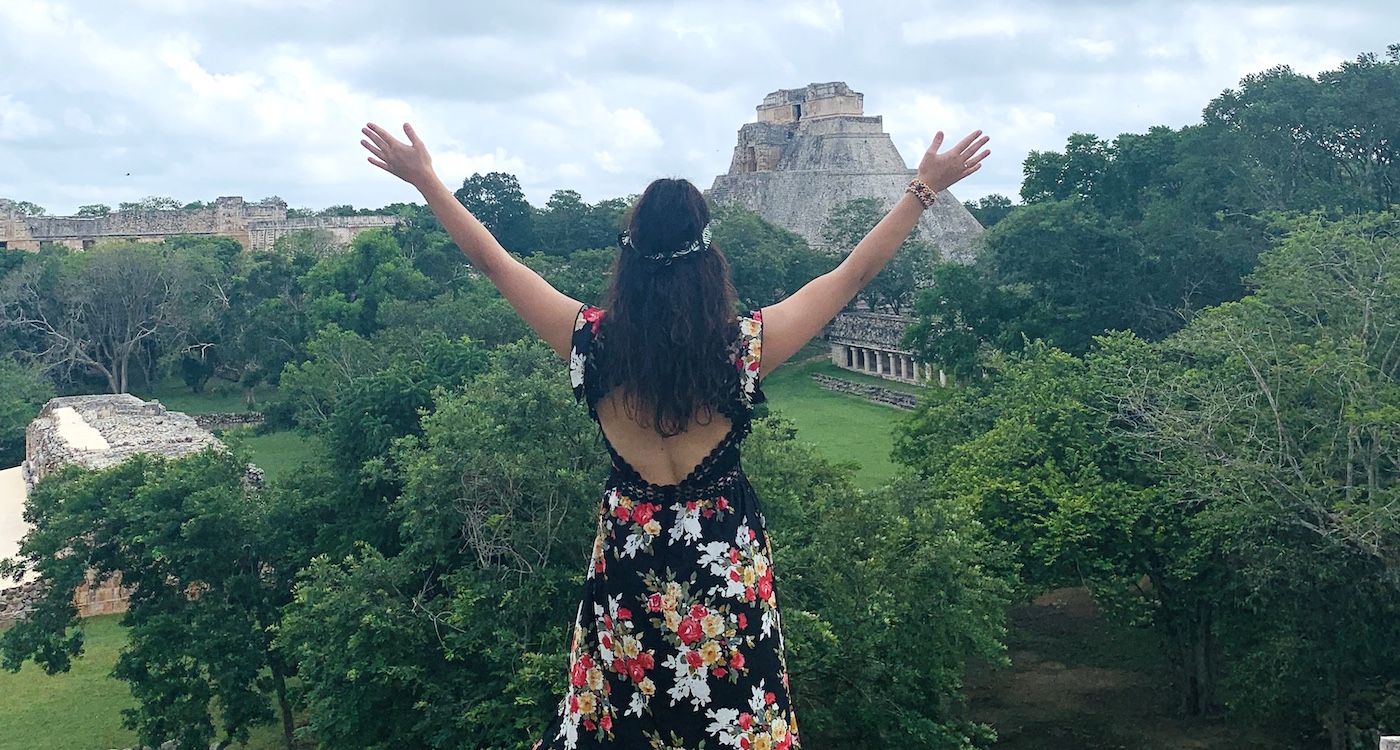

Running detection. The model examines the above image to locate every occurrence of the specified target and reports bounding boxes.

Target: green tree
[280,342,604,750]
[1136,211,1400,746]
[903,262,1023,379]
[822,198,936,313]
[0,242,208,392]
[205,248,318,398]
[981,198,1146,353]
[1,451,300,750]
[1021,132,1112,205]
[962,194,1016,227]
[711,205,833,312]
[7,200,46,216]
[76,204,111,217]
[523,247,617,307]
[534,190,627,256]
[301,229,438,337]
[746,417,1016,749]
[271,227,343,257]
[0,358,52,467]
[893,336,1232,715]
[118,196,181,212]
[455,172,539,255]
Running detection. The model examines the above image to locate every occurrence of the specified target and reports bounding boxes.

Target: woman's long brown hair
[600,178,739,437]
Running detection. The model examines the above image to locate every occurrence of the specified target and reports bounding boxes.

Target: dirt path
[964,588,1283,750]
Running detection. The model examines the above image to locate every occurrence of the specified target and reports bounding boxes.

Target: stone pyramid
[708,82,983,263]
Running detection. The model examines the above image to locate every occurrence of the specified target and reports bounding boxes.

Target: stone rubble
[24,395,224,489]
[811,373,919,410]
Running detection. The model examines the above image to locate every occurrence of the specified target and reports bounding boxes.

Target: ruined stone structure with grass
[0,395,233,623]
[0,196,399,253]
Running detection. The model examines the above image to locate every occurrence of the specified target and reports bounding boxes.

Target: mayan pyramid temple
[709,82,984,262]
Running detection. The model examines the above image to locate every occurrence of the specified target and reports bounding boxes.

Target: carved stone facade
[709,82,984,263]
[826,311,946,387]
[0,197,399,253]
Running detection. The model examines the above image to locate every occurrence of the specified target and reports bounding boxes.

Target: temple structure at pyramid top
[708,82,983,262]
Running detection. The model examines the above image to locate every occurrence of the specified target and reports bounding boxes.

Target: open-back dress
[536,305,800,750]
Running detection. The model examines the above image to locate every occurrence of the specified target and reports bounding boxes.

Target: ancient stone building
[22,395,223,486]
[708,82,984,263]
[1,395,230,622]
[826,311,945,386]
[0,196,399,253]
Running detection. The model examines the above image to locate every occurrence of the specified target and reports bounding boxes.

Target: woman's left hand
[361,122,437,189]
[916,130,991,193]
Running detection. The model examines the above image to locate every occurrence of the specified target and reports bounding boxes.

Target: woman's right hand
[916,130,991,193]
[361,122,437,189]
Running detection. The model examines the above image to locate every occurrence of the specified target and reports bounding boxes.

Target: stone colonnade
[830,343,946,386]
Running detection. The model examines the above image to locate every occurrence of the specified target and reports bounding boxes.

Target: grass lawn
[762,347,946,490]
[222,429,322,483]
[130,378,273,416]
[0,615,136,750]
[0,616,300,750]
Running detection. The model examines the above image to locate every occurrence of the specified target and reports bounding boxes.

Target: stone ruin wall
[245,214,400,253]
[811,373,919,410]
[0,197,400,253]
[2,395,229,623]
[23,395,222,488]
[709,82,984,263]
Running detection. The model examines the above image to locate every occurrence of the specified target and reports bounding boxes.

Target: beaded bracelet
[906,178,938,208]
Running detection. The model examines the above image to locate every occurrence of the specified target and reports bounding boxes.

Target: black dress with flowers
[535,305,800,750]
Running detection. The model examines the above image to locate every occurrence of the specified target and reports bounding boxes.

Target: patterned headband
[619,223,713,264]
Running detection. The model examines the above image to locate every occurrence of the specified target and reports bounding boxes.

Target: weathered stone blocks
[710,82,985,263]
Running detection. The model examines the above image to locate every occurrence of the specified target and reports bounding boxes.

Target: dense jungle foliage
[2,47,1398,750]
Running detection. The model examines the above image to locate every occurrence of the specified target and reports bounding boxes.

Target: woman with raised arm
[361,121,989,750]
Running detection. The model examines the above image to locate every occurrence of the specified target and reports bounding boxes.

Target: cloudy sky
[0,0,1392,215]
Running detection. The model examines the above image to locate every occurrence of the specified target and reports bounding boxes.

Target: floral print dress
[536,305,800,750]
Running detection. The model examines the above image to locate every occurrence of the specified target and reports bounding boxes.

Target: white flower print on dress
[541,308,799,749]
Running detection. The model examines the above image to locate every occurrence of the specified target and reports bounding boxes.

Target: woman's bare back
[595,390,734,486]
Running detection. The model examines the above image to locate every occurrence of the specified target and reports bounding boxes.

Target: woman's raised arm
[758,129,990,377]
[361,122,582,358]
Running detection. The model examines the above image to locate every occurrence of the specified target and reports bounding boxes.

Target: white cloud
[781,0,844,33]
[0,97,52,140]
[432,148,532,186]
[0,0,1394,212]
[902,9,1038,43]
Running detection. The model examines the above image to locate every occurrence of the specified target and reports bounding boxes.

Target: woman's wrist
[906,178,938,209]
